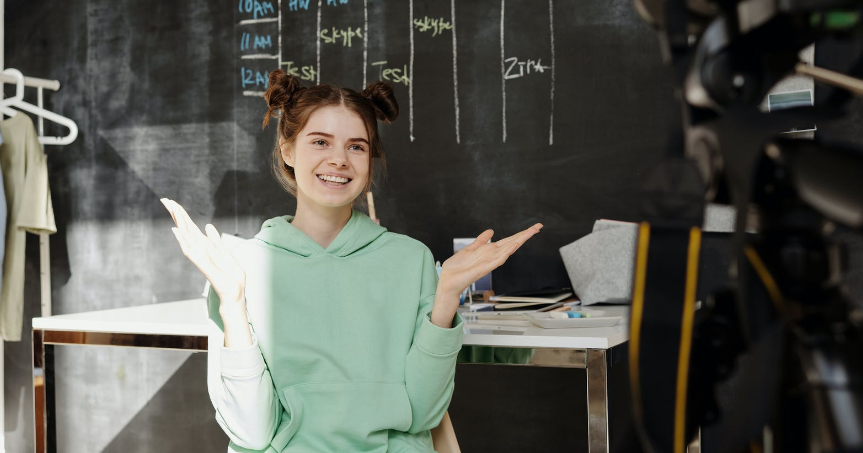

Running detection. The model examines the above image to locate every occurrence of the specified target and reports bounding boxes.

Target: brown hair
[262,69,399,204]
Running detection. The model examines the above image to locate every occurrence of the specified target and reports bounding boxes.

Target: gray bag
[558,220,638,305]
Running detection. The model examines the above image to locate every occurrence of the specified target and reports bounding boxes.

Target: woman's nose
[328,148,348,166]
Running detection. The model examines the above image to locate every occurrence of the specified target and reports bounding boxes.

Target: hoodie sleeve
[206,286,282,451]
[403,247,464,434]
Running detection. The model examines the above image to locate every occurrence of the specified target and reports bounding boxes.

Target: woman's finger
[172,226,209,268]
[172,227,222,281]
[205,224,248,279]
[205,223,221,246]
[160,198,178,225]
[482,229,537,269]
[205,224,238,270]
[165,200,222,260]
[462,229,494,252]
[170,227,189,255]
[164,199,185,229]
[496,223,543,248]
[167,199,205,237]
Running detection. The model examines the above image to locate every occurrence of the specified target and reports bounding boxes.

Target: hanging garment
[0,146,6,314]
[0,114,56,341]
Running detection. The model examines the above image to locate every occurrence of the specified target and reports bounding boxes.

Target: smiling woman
[262,69,398,204]
[161,69,541,453]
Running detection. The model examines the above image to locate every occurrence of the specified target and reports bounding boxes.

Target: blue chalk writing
[326,0,349,5]
[241,67,270,88]
[239,0,276,19]
[254,35,273,49]
[240,33,274,50]
[288,0,311,11]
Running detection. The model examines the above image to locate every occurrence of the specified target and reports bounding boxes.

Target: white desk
[32,299,628,453]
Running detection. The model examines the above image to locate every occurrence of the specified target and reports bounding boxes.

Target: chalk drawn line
[238,18,279,25]
[500,0,506,143]
[549,0,555,146]
[451,0,460,144]
[409,0,415,142]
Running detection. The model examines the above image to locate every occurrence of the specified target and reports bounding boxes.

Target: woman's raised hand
[160,198,247,310]
[437,223,543,301]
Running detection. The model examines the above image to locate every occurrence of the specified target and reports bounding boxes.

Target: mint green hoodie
[206,209,464,453]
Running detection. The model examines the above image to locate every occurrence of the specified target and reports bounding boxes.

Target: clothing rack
[1,68,70,453]
[0,73,60,91]
[1,69,65,318]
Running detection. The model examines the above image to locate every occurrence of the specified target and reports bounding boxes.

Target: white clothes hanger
[0,67,25,117]
[0,68,78,146]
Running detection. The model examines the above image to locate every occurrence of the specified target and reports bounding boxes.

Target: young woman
[161,70,542,453]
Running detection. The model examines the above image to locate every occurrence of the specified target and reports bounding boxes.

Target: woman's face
[282,105,371,211]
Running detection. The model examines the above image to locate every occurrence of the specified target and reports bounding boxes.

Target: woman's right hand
[160,198,247,312]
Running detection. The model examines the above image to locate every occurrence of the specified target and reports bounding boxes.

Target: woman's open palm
[161,198,247,308]
[438,223,543,298]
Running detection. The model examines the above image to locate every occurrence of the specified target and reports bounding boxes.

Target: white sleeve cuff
[220,334,266,378]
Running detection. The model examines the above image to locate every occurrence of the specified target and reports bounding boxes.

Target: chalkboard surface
[6,0,678,297]
[232,0,678,293]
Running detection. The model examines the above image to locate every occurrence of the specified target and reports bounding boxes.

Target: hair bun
[262,69,302,128]
[361,81,399,123]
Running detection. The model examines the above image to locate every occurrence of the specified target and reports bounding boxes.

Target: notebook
[488,288,573,303]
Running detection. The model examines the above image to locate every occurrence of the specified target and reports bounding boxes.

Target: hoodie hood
[253,209,387,257]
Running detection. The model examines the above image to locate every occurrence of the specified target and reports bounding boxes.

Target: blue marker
[566,312,591,318]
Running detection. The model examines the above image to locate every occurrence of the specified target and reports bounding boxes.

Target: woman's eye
[312,139,327,146]
[349,144,366,151]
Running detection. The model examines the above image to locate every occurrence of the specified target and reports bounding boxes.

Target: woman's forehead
[303,106,369,140]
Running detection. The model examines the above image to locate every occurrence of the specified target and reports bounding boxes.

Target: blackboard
[228,0,679,293]
[7,0,680,297]
[7,0,679,297]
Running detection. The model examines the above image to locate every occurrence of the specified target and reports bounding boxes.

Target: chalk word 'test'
[238,0,276,19]
[504,57,551,80]
[320,27,363,47]
[413,16,453,37]
[371,61,410,86]
[281,61,318,81]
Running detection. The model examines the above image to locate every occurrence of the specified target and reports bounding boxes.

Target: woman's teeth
[317,174,350,185]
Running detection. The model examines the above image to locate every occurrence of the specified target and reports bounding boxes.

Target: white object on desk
[526,311,622,329]
[459,305,629,349]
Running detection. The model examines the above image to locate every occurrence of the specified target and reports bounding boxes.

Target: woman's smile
[316,173,353,189]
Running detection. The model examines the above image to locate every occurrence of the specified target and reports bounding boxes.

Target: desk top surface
[32,299,629,349]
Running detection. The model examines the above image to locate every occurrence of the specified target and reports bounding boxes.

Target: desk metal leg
[33,329,56,453]
[586,349,609,453]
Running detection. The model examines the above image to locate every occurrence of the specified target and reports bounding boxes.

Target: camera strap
[629,223,702,453]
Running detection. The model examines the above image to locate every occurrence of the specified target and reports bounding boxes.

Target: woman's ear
[280,141,294,167]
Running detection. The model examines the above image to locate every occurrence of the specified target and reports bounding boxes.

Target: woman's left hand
[436,223,543,303]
